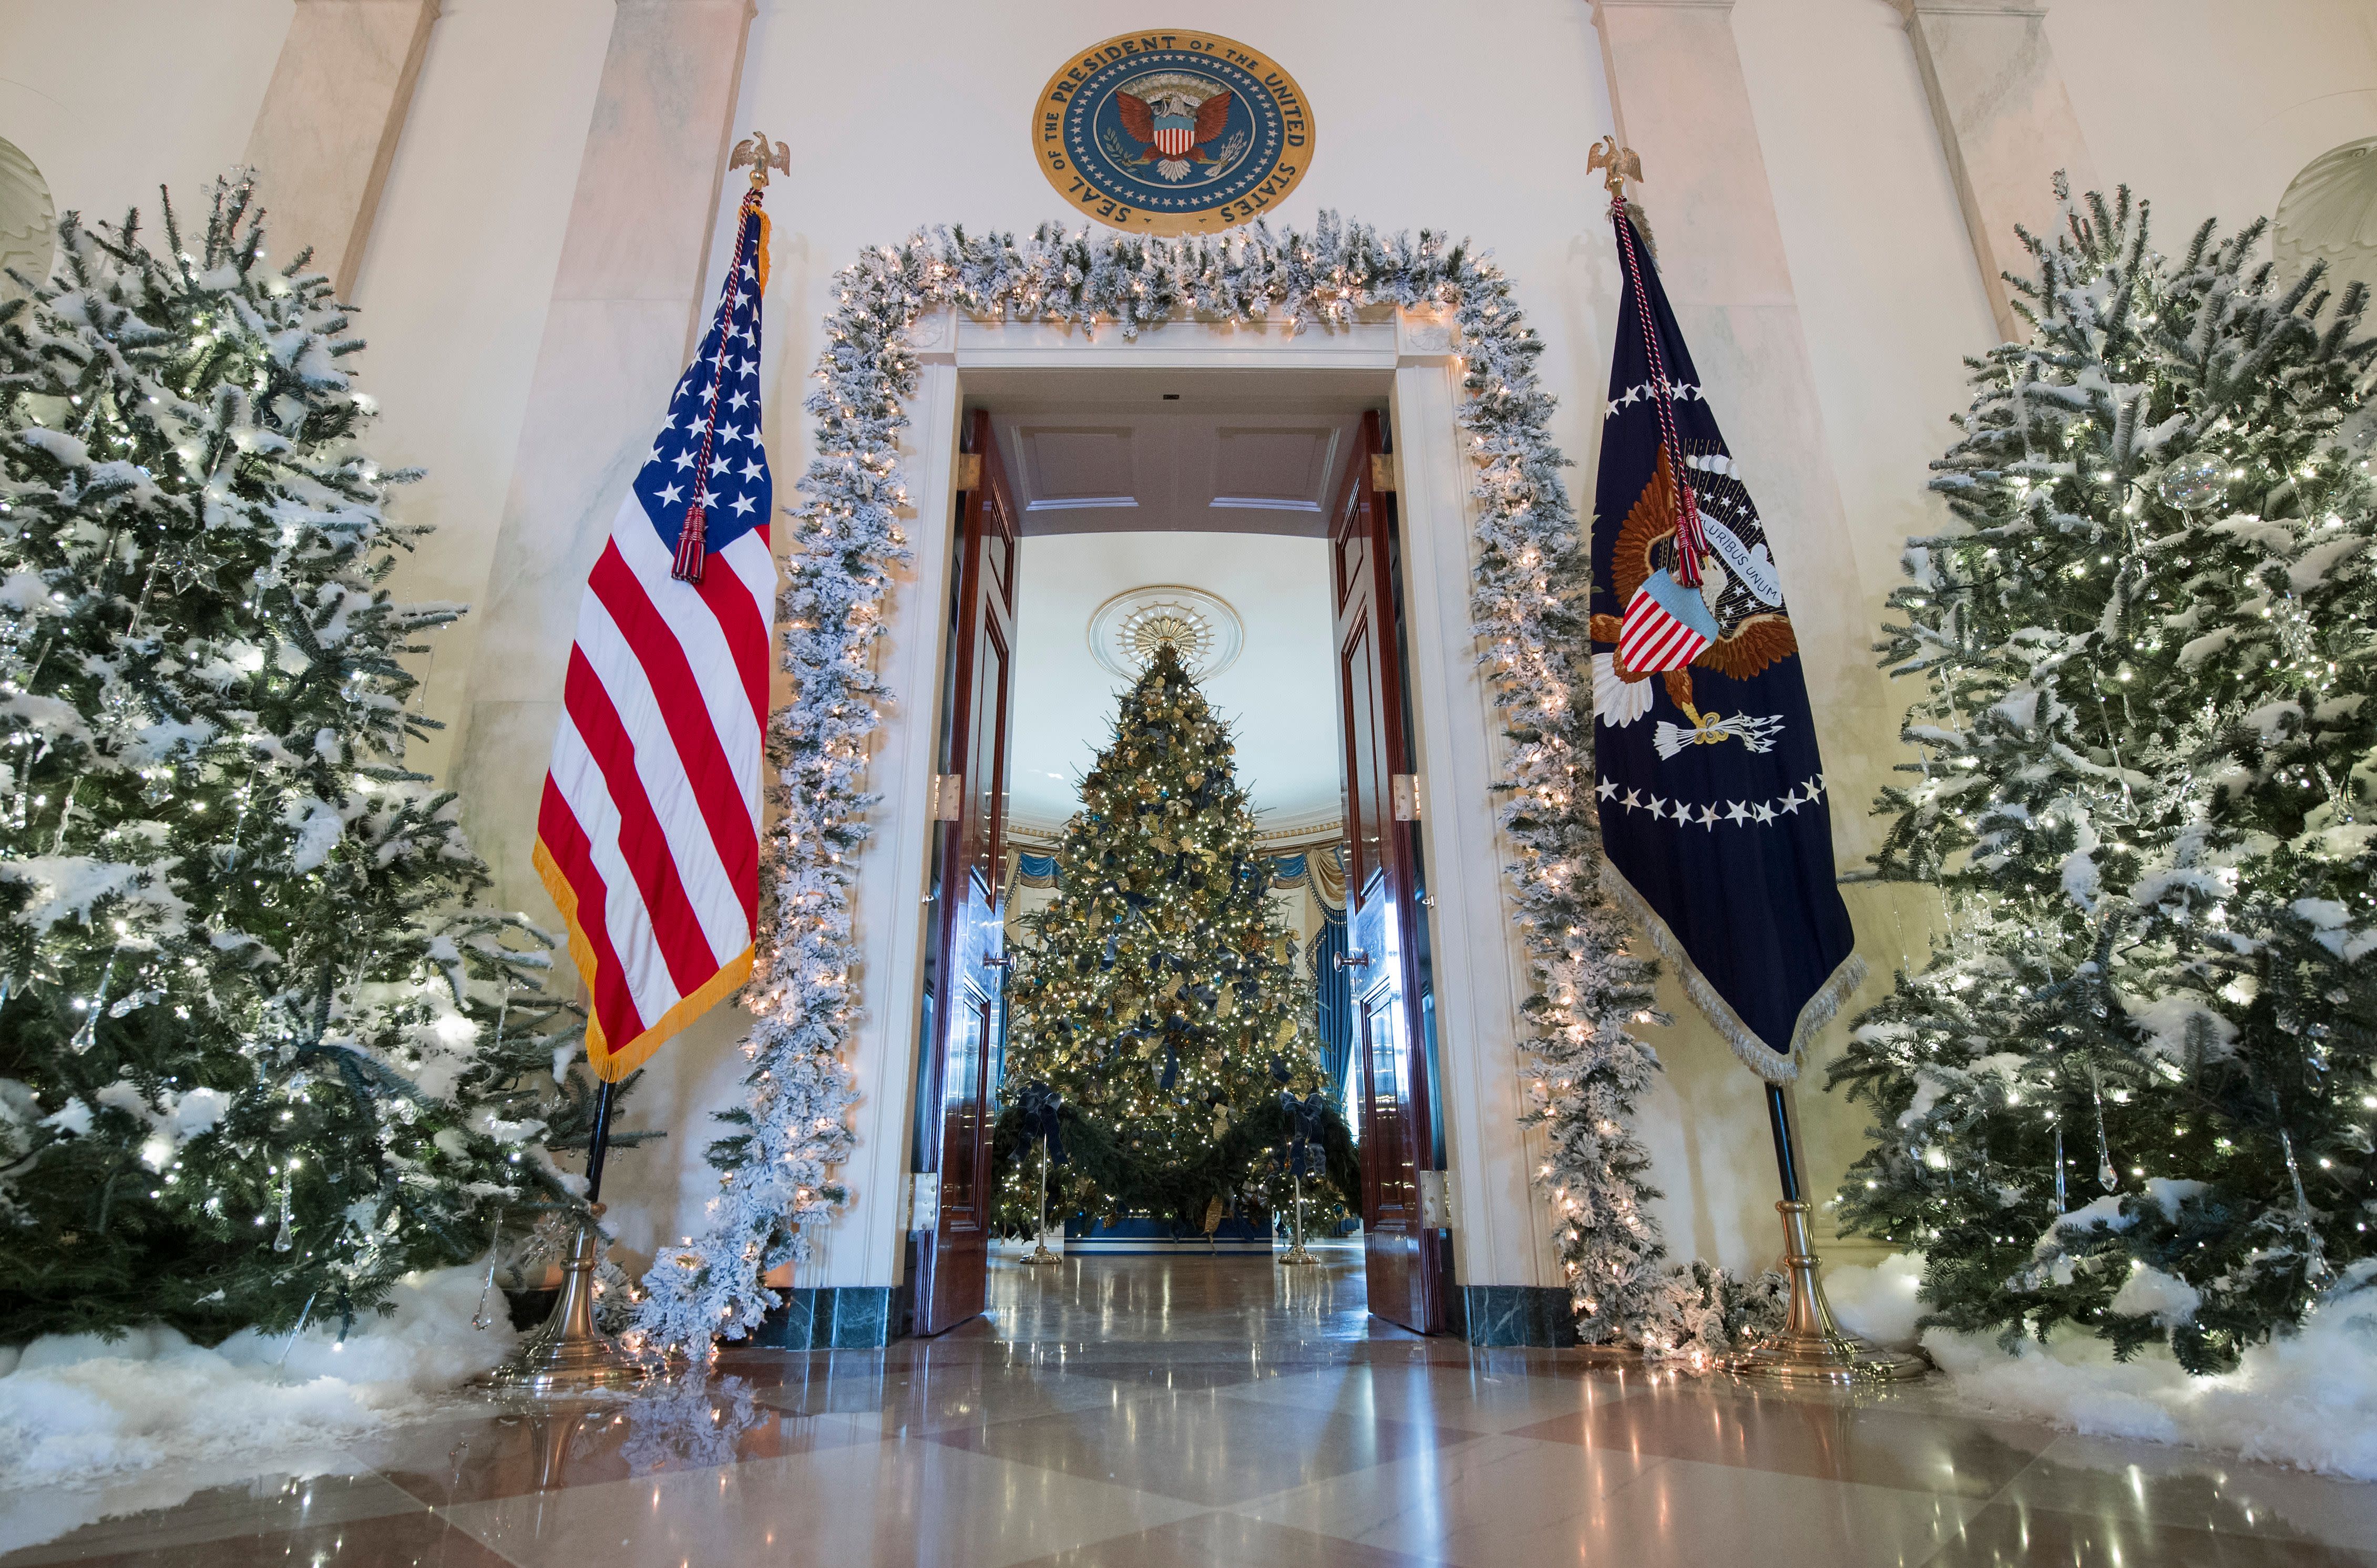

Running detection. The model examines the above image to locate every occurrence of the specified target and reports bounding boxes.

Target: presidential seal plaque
[1033,30,1314,235]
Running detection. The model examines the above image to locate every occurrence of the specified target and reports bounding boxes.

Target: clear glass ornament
[2092,1074,2116,1191]
[272,1169,294,1253]
[2156,452,2226,511]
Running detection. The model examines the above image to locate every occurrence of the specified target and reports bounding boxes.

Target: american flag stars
[632,267,772,559]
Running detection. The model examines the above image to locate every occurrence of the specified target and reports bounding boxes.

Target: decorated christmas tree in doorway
[998,643,1350,1233]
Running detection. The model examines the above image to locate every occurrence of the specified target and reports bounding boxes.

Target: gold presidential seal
[1032,30,1314,235]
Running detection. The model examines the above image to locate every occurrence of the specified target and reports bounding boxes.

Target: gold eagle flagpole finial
[1588,137,1643,202]
[731,130,790,190]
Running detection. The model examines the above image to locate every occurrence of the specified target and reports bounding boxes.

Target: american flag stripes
[534,194,775,1081]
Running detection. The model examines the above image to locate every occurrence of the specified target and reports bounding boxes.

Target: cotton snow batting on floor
[0,1265,514,1503]
[1825,1251,2377,1481]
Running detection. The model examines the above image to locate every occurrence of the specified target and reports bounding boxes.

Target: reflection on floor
[7,1249,2376,1566]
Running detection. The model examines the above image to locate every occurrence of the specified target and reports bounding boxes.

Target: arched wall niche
[0,137,55,300]
[2274,136,2377,312]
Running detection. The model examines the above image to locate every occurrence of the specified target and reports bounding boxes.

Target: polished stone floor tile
[1218,1359,1641,1434]
[358,1389,883,1505]
[438,1435,1204,1568]
[8,1506,509,1568]
[1232,1430,1658,1561]
[930,1385,1480,1506]
[1925,1498,2377,1566]
[754,1360,1140,1438]
[0,1470,426,1566]
[1985,1433,2377,1553]
[1009,1510,1448,1567]
[1508,1380,2055,1498]
[8,1254,2371,1567]
[986,1251,1389,1344]
[1248,1433,1978,1568]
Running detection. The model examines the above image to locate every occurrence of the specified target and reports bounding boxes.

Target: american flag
[532,193,774,1081]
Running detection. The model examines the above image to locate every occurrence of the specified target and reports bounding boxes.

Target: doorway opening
[906,370,1450,1342]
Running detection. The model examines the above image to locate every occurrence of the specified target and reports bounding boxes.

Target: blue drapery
[1309,905,1353,1100]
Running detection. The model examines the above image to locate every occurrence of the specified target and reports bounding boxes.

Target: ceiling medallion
[1088,585,1244,680]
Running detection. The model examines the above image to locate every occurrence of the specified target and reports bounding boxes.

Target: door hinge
[1369,452,1397,493]
[910,1172,941,1232]
[931,773,964,821]
[1391,774,1422,822]
[956,453,983,490]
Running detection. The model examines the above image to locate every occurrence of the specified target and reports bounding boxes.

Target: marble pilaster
[1892,0,2099,344]
[242,0,441,298]
[454,0,755,909]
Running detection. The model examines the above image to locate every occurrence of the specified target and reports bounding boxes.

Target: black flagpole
[1765,1084,1800,1204]
[583,1075,619,1205]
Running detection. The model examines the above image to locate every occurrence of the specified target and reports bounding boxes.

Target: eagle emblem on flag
[1596,444,1794,755]
[1115,74,1236,180]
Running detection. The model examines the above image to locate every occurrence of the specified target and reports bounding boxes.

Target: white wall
[2051,0,2377,244]
[7,0,2373,1295]
[0,2,291,230]
[351,0,615,791]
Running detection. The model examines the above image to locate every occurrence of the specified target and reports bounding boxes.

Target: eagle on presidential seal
[1593,442,1796,755]
[1115,71,1236,181]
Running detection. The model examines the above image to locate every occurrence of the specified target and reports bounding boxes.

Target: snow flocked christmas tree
[1832,180,2377,1372]
[998,641,1349,1231]
[0,178,605,1344]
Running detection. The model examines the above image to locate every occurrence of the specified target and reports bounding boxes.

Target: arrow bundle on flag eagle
[532,182,776,1082]
[1590,196,1862,1082]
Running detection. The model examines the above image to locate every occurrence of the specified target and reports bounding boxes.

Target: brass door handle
[1334,949,1372,972]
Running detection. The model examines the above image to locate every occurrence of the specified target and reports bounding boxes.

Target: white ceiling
[1007,530,1339,835]
[979,370,1379,539]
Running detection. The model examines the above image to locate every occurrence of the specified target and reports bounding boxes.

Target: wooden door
[1330,411,1445,1335]
[912,409,1018,1336]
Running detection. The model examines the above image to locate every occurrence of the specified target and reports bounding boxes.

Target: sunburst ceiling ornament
[1088,585,1244,680]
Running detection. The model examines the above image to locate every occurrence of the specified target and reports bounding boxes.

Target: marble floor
[6,1248,2376,1566]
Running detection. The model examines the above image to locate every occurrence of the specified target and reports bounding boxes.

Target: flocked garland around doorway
[630,213,1777,1358]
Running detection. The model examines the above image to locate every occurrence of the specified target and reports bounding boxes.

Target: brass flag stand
[478,1077,642,1392]
[1024,1146,1061,1267]
[1278,1169,1318,1266]
[1727,1085,1924,1384]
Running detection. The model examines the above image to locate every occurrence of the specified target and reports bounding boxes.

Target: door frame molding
[816,308,1558,1313]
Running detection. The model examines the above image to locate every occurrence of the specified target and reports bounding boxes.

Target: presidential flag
[532,186,775,1081]
[1589,198,1861,1082]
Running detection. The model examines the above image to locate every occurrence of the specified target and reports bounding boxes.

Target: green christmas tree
[999,643,1346,1231]
[0,178,604,1344]
[1831,180,2377,1372]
